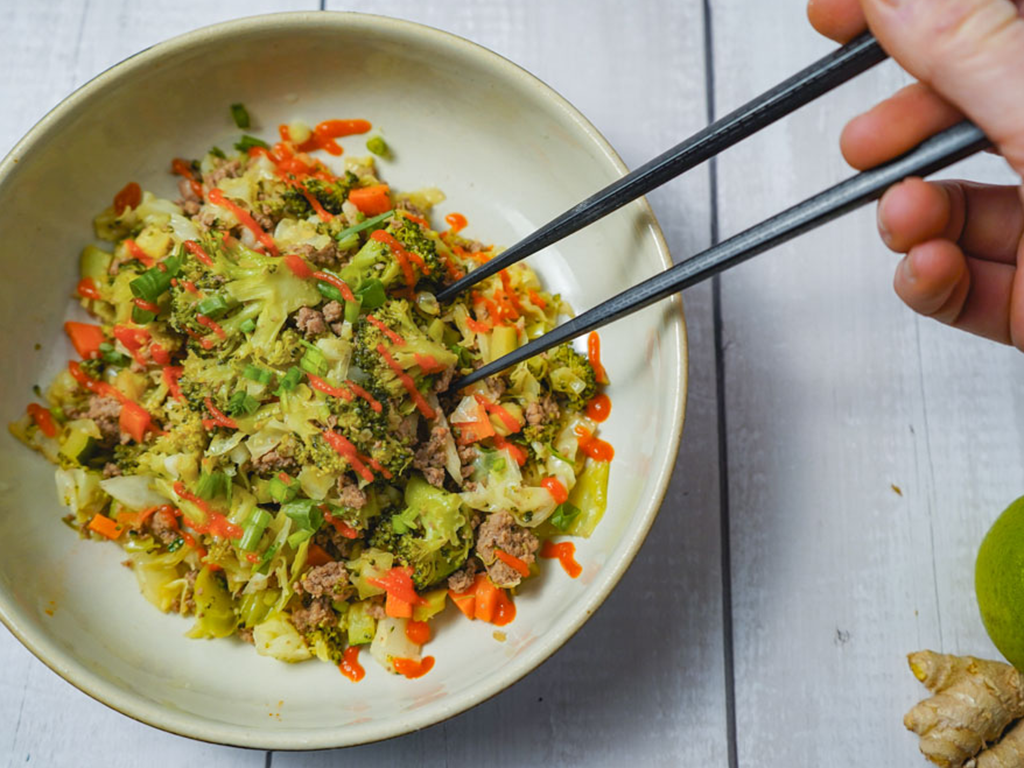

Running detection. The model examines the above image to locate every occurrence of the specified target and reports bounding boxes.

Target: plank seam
[914,317,945,651]
[702,1,739,766]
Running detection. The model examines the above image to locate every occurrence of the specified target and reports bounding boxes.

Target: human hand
[806,0,1024,348]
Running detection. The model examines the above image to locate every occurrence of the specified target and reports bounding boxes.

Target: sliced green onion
[254,542,280,574]
[299,344,328,377]
[316,282,345,304]
[275,366,303,394]
[366,136,389,158]
[129,269,173,302]
[97,342,130,367]
[287,529,312,548]
[196,471,226,500]
[549,502,581,532]
[240,318,257,334]
[354,278,386,310]
[243,364,273,384]
[234,134,268,152]
[239,507,272,551]
[167,537,185,553]
[209,146,226,159]
[196,294,231,318]
[336,233,359,251]
[344,298,361,324]
[227,390,260,417]
[230,103,251,129]
[333,209,394,243]
[132,306,156,324]
[269,475,298,504]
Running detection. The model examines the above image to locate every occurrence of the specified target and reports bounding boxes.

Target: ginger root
[974,720,1024,767]
[905,650,1024,768]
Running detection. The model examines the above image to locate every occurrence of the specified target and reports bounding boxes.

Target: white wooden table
[2,1,1022,765]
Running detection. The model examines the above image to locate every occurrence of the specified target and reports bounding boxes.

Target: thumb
[861,0,1024,175]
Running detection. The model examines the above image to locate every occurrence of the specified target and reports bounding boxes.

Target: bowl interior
[0,12,686,749]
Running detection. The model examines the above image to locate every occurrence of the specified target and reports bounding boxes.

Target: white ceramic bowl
[0,12,687,749]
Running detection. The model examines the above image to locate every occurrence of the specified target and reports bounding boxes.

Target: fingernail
[898,254,916,283]
[877,201,894,247]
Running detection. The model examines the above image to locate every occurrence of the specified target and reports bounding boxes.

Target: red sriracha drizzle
[171,158,203,199]
[345,381,382,413]
[183,240,214,267]
[377,344,435,419]
[540,476,569,505]
[207,188,279,255]
[365,314,404,346]
[312,271,356,303]
[574,425,614,462]
[77,278,102,301]
[587,331,609,385]
[473,394,520,433]
[370,230,418,287]
[203,397,238,430]
[172,481,244,540]
[339,645,365,682]
[586,393,612,423]
[307,374,353,400]
[321,430,375,483]
[113,181,142,214]
[541,540,583,578]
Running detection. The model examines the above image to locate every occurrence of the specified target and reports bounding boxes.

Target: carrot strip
[306,543,333,568]
[26,404,58,438]
[64,321,106,360]
[349,184,391,215]
[88,514,123,540]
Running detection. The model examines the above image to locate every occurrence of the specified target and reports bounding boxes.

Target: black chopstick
[435,32,887,304]
[453,120,989,390]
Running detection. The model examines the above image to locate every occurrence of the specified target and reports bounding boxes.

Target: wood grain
[0,1,727,766]
[709,1,1024,765]
[0,2,314,766]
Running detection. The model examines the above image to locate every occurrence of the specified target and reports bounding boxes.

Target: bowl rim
[0,9,689,751]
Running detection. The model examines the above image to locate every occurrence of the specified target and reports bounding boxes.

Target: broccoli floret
[351,299,458,402]
[303,177,355,216]
[389,217,442,279]
[367,475,472,589]
[339,236,403,291]
[522,419,561,447]
[304,623,347,664]
[543,344,597,411]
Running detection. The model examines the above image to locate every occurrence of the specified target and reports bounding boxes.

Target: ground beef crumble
[475,510,539,587]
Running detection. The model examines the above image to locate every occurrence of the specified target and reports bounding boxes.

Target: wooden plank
[274,0,729,766]
[709,0,1024,765]
[0,2,312,765]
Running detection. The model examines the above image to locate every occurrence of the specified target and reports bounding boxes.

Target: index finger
[807,0,867,42]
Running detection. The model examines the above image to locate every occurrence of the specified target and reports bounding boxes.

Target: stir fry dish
[10,110,614,680]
